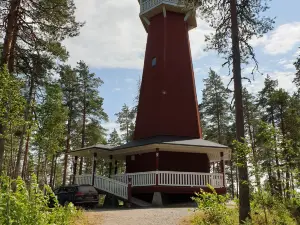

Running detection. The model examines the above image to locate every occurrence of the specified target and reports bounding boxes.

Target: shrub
[191,185,238,225]
[0,175,79,225]
[250,192,297,225]
[191,186,297,225]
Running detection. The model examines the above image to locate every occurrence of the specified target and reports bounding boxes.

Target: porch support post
[108,155,113,178]
[72,156,78,184]
[92,153,97,186]
[114,159,118,175]
[220,152,225,187]
[156,148,159,185]
[127,177,132,205]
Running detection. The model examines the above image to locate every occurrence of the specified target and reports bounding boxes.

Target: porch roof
[69,136,230,161]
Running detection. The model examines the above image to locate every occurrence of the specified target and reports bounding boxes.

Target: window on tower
[152,57,156,67]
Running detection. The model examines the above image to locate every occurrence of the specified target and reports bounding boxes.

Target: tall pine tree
[186,0,275,221]
[115,104,135,143]
[76,61,108,175]
[201,69,231,144]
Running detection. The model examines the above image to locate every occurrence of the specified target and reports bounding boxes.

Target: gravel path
[85,207,194,225]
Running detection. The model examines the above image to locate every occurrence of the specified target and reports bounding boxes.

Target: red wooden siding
[126,152,156,173]
[159,151,210,173]
[134,11,202,140]
[126,151,209,173]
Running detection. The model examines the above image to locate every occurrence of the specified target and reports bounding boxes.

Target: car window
[57,187,69,193]
[66,187,76,192]
[78,185,97,193]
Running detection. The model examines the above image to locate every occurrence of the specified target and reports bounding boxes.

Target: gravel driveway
[84,207,195,225]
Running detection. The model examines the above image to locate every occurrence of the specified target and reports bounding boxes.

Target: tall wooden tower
[134,0,201,140]
[71,1,230,204]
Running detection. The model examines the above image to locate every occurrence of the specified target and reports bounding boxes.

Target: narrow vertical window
[152,57,156,67]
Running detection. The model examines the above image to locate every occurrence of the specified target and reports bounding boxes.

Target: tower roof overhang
[138,0,197,32]
[69,136,231,162]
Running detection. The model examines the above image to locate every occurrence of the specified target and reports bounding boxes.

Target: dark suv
[54,184,99,208]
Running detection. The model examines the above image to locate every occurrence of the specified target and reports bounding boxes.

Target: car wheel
[91,204,97,209]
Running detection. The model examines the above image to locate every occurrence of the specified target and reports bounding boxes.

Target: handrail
[158,171,223,188]
[112,171,224,188]
[113,171,156,187]
[75,174,129,200]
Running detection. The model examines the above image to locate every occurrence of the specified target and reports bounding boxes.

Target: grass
[179,211,205,225]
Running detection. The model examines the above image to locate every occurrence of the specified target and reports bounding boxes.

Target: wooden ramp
[75,174,151,207]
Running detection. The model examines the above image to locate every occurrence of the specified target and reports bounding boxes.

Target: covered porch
[70,136,230,195]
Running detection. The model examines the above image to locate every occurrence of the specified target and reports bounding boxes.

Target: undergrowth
[0,175,80,225]
[191,185,298,225]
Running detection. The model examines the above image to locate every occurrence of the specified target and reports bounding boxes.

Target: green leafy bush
[250,191,296,225]
[191,185,238,225]
[0,175,79,225]
[191,187,297,225]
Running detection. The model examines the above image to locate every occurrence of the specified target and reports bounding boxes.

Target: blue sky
[64,0,300,135]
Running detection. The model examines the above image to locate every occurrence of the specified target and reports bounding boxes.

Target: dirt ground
[83,207,195,225]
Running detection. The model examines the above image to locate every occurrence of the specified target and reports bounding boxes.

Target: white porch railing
[75,174,93,185]
[75,174,128,200]
[112,171,156,187]
[158,171,223,188]
[113,171,224,188]
[140,0,185,15]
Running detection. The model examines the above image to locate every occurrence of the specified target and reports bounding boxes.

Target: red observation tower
[71,0,230,207]
[134,0,200,140]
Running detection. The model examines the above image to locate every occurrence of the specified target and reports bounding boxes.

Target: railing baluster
[109,171,222,190]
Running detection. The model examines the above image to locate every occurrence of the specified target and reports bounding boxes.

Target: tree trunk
[43,155,48,185]
[214,83,222,144]
[0,124,5,175]
[79,82,87,175]
[21,132,31,179]
[279,106,290,199]
[63,116,71,185]
[8,26,18,73]
[8,123,14,177]
[0,0,21,174]
[291,172,295,196]
[49,154,55,188]
[79,157,83,175]
[247,116,261,189]
[230,159,235,198]
[36,149,42,183]
[271,110,282,196]
[230,0,250,222]
[53,155,58,188]
[1,0,21,66]
[14,72,35,179]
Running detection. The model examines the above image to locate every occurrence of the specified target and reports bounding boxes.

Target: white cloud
[64,0,145,69]
[102,121,120,135]
[189,20,213,60]
[251,22,300,55]
[244,70,296,94]
[112,88,121,92]
[293,48,300,57]
[64,0,210,69]
[277,59,296,70]
[272,71,296,92]
[284,63,295,70]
